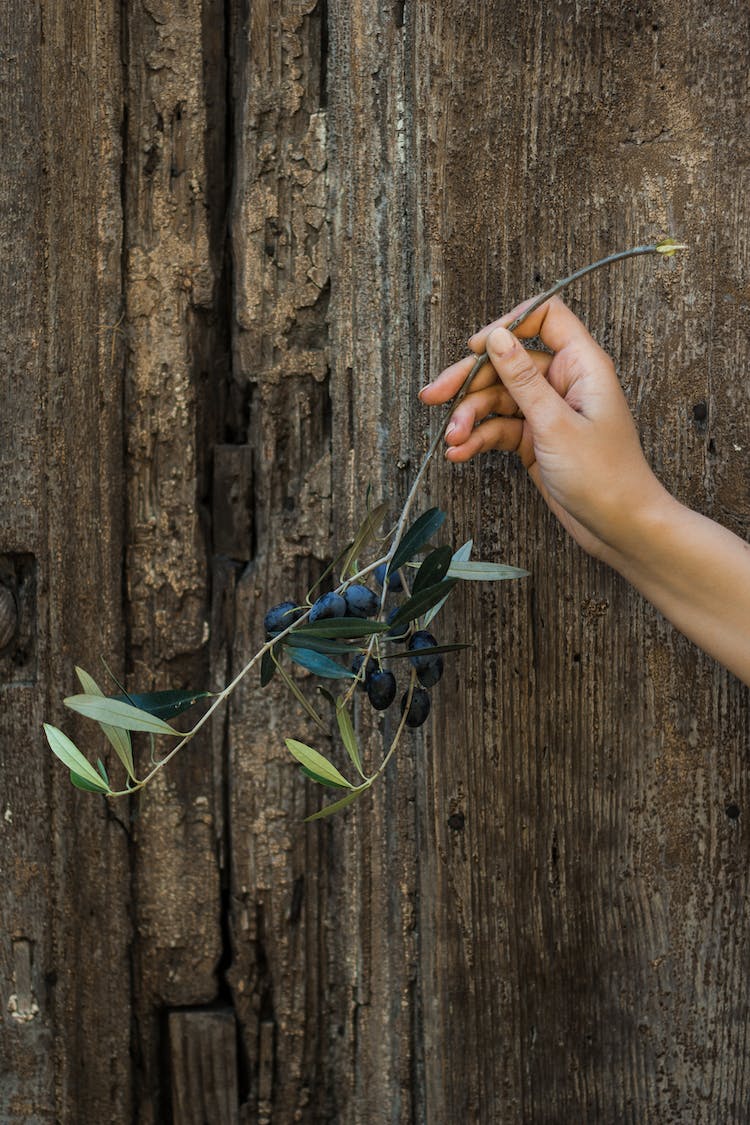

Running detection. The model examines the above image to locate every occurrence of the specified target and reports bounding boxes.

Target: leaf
[70,770,110,795]
[655,236,688,256]
[273,658,327,731]
[96,758,110,785]
[447,560,529,581]
[285,739,353,788]
[341,500,390,577]
[291,618,389,639]
[305,788,367,822]
[424,539,473,627]
[113,689,213,720]
[299,766,347,790]
[382,642,471,660]
[288,648,355,680]
[260,649,277,687]
[63,695,180,736]
[387,579,457,628]
[44,724,111,791]
[75,666,136,780]
[336,701,363,775]
[412,545,454,595]
[284,634,364,655]
[390,508,446,573]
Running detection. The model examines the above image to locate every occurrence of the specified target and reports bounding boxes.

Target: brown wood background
[2,1,748,1122]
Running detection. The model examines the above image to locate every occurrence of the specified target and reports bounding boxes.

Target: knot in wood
[0,585,17,649]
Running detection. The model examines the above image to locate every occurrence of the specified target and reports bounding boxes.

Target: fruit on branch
[309,592,347,622]
[374,563,404,592]
[344,584,380,618]
[366,669,398,711]
[401,688,431,728]
[264,601,303,636]
[385,607,410,640]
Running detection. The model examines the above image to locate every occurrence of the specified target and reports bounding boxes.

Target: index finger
[468,296,597,355]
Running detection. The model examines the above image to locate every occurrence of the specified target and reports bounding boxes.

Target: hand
[419,297,669,563]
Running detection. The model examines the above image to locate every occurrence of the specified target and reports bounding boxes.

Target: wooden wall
[1,1,748,1121]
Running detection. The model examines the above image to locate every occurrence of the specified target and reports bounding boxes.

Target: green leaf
[285,739,353,788]
[273,658,327,731]
[305,788,367,822]
[75,666,136,780]
[341,500,390,577]
[424,539,473,627]
[260,649,277,687]
[387,579,457,628]
[382,642,471,660]
[299,766,347,790]
[63,695,180,736]
[96,758,110,785]
[288,648,355,679]
[291,618,389,639]
[336,701,363,774]
[284,634,364,655]
[44,724,111,791]
[113,689,212,720]
[447,560,529,581]
[412,545,454,595]
[390,507,446,573]
[70,770,111,794]
[655,236,688,256]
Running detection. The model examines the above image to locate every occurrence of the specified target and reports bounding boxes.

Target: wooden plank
[0,0,131,1119]
[123,0,227,1118]
[224,1,333,1119]
[410,3,750,1122]
[169,1009,239,1125]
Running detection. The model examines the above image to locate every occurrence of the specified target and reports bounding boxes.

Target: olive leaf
[44,724,112,793]
[63,694,180,736]
[292,618,389,639]
[424,539,473,627]
[75,666,136,781]
[341,500,390,577]
[113,689,213,719]
[288,648,355,680]
[389,507,446,573]
[336,700,363,775]
[305,787,367,822]
[285,739,353,788]
[260,649,277,687]
[412,545,454,595]
[447,560,529,581]
[387,579,457,627]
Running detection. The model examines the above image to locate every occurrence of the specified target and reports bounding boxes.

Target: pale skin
[419,297,750,686]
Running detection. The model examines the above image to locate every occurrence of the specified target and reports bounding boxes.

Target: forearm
[604,491,750,685]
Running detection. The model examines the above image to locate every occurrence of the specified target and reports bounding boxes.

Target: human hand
[419,298,669,563]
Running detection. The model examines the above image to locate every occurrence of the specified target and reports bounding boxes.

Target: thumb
[486,326,563,423]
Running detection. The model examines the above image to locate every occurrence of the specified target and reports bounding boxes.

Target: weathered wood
[0,0,131,1120]
[3,1,749,1121]
[224,1,332,1119]
[123,1,227,1119]
[169,1008,240,1124]
[410,4,750,1122]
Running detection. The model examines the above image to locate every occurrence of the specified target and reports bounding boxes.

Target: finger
[445,385,518,444]
[444,416,524,462]
[419,355,495,404]
[469,295,597,355]
[444,351,554,443]
[485,327,565,424]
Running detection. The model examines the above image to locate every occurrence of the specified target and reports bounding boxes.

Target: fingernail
[445,422,456,438]
[418,383,432,399]
[488,326,514,355]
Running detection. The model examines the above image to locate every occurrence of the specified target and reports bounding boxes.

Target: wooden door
[2,2,748,1122]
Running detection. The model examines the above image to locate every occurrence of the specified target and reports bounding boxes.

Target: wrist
[599,481,682,577]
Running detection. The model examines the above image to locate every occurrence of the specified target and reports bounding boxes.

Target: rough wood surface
[0,1,131,1121]
[1,1,749,1121]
